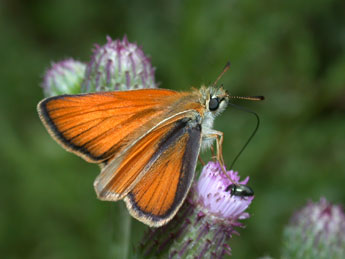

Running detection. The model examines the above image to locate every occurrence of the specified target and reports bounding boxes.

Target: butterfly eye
[209,97,220,111]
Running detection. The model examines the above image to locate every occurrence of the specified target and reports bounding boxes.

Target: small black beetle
[225,184,254,197]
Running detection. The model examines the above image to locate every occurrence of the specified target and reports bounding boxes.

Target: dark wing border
[38,94,105,162]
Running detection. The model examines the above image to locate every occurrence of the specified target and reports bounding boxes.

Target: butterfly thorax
[197,86,229,150]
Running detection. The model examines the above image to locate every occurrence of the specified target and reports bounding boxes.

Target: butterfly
[37,63,263,227]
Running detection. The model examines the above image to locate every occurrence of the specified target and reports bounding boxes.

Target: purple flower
[82,36,156,92]
[282,198,345,258]
[42,58,86,97]
[139,161,254,258]
[196,161,253,220]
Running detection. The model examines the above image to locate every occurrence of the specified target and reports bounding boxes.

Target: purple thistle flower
[42,58,86,97]
[282,198,345,258]
[139,161,254,258]
[196,161,253,220]
[82,36,156,92]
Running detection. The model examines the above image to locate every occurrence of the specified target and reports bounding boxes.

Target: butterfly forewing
[37,89,178,162]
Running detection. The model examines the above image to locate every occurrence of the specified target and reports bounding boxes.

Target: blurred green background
[1,0,345,258]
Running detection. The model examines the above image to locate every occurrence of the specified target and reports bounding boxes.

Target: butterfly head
[199,86,229,117]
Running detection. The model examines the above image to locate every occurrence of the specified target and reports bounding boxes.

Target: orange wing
[37,89,179,163]
[125,117,202,226]
[93,111,202,227]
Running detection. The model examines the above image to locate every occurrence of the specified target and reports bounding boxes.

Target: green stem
[122,209,132,259]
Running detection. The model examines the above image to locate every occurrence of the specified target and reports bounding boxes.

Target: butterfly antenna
[228,102,261,169]
[230,95,265,101]
[213,61,231,86]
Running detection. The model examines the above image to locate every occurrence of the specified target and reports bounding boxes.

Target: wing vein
[142,161,168,211]
[67,116,113,142]
[158,161,179,215]
[49,107,145,121]
[84,109,158,154]
[60,118,103,134]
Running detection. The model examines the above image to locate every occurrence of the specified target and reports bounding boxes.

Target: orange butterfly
[37,64,263,227]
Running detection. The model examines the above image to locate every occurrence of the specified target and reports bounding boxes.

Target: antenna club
[256,96,265,100]
[225,61,231,69]
[230,95,265,101]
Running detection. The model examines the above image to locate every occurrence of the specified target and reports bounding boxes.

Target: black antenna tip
[225,61,231,69]
[249,95,265,101]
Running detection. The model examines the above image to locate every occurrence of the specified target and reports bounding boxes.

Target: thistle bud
[82,36,156,92]
[282,198,345,259]
[42,58,86,97]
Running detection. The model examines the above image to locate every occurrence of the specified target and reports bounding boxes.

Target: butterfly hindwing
[124,119,202,227]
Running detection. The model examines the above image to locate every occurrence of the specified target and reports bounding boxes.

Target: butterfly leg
[198,155,206,166]
[203,130,225,167]
[210,145,217,161]
[213,131,234,181]
[204,130,232,180]
[215,131,225,166]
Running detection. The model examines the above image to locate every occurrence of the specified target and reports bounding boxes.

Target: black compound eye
[209,97,219,111]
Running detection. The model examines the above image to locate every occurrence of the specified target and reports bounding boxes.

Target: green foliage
[1,0,345,258]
